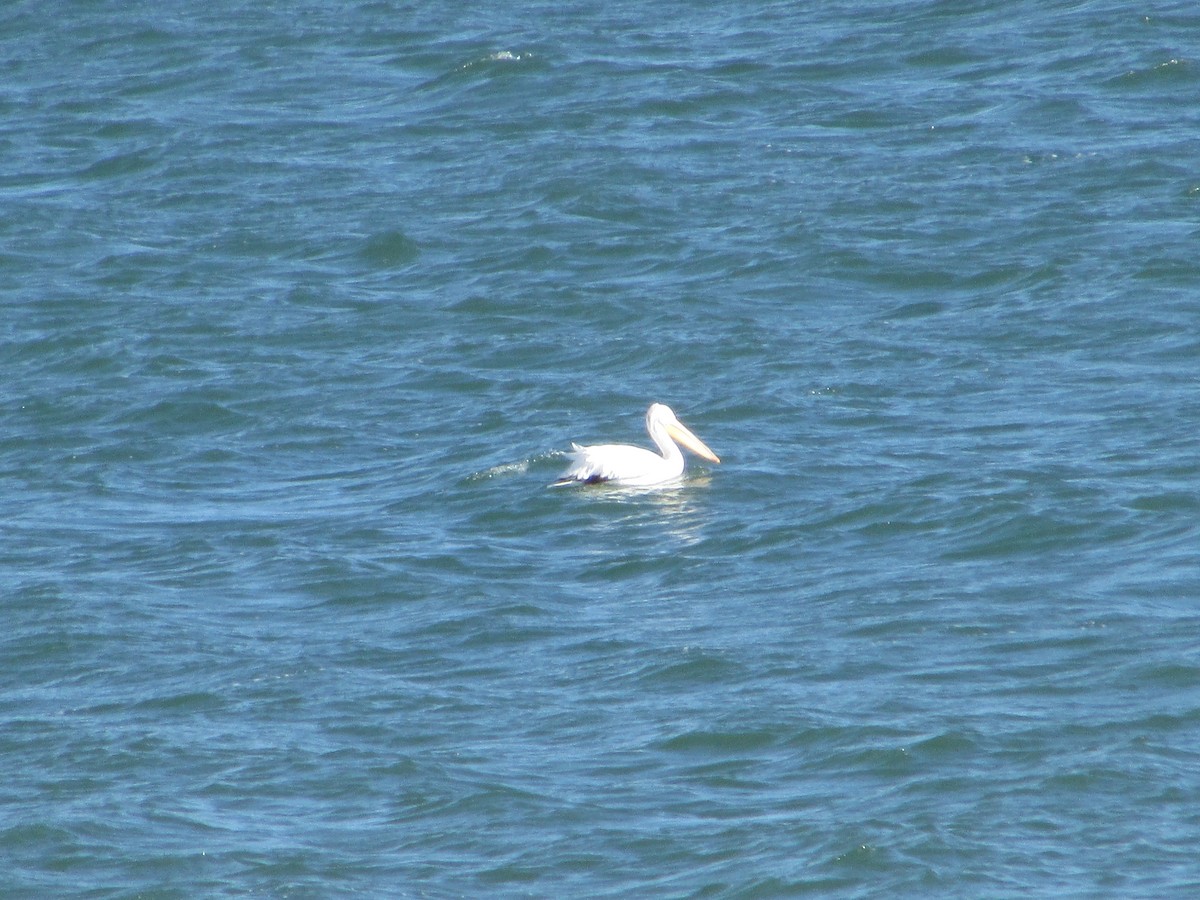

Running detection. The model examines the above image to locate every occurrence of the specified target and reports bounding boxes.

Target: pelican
[555,403,720,487]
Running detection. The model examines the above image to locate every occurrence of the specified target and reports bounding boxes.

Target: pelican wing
[558,442,677,486]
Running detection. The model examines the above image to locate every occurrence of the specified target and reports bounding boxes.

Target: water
[3,1,1199,896]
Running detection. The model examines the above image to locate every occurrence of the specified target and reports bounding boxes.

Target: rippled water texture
[4,1,1200,896]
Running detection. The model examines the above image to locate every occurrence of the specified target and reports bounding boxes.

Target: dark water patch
[885,299,945,320]
[940,508,1110,561]
[657,728,782,756]
[1107,56,1197,91]
[79,148,162,181]
[634,652,746,687]
[109,395,252,438]
[128,691,227,715]
[1129,490,1200,514]
[358,229,420,268]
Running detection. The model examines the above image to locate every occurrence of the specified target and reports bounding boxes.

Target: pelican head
[646,403,720,464]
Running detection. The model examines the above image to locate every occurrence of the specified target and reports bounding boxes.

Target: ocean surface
[3,1,1199,896]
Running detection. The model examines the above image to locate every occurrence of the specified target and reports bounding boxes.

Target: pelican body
[556,403,720,487]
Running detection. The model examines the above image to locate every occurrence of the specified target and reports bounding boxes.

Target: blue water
[4,2,1200,896]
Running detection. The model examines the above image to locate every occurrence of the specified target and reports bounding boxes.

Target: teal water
[4,2,1200,896]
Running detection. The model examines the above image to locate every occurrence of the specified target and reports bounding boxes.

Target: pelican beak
[667,421,721,464]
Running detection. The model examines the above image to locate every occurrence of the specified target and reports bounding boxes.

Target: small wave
[358,230,420,269]
[418,50,536,93]
[486,51,526,63]
[457,50,532,73]
[468,450,565,482]
[471,460,529,480]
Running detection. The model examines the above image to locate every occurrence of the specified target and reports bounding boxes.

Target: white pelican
[555,403,720,487]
